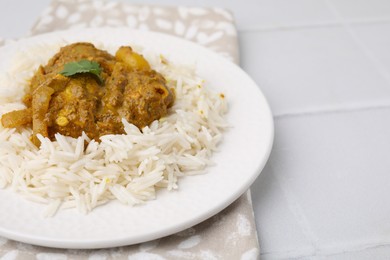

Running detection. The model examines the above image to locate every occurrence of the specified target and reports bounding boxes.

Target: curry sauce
[1,42,174,145]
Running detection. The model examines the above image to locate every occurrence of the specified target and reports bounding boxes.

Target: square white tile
[266,109,390,252]
[239,27,390,116]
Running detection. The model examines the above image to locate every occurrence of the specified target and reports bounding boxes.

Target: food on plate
[0,41,227,216]
[1,43,174,146]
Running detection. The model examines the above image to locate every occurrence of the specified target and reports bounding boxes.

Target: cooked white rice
[0,41,228,217]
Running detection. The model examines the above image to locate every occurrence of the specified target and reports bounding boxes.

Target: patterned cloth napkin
[0,0,260,259]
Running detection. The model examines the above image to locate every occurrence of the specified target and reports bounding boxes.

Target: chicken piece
[97,63,174,133]
[45,42,116,78]
[118,65,174,128]
[46,74,102,140]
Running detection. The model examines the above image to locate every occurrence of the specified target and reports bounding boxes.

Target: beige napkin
[0,1,260,259]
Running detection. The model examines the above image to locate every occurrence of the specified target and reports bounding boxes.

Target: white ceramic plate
[0,28,273,249]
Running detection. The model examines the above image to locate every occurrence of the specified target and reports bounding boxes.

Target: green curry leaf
[59,60,103,83]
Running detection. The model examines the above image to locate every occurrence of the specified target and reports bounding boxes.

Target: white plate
[0,28,273,249]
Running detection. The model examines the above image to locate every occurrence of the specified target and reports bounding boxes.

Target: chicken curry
[1,42,175,145]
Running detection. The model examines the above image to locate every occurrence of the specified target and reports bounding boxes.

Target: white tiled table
[1,0,390,259]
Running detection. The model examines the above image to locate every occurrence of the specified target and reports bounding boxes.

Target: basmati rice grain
[44,199,62,217]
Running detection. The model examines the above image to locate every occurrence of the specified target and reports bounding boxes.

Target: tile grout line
[324,0,390,86]
[262,239,390,259]
[273,103,390,119]
[239,21,341,33]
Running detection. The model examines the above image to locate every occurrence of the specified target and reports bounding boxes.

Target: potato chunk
[115,46,151,71]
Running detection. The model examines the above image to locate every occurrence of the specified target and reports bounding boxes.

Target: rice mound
[0,41,228,217]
